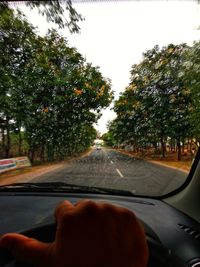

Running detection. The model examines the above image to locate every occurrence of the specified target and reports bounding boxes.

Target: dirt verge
[116,149,191,173]
[0,148,92,186]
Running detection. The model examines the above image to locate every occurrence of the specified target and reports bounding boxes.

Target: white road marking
[116,168,124,178]
[111,160,114,164]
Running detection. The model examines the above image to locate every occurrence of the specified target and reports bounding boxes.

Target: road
[31,148,188,196]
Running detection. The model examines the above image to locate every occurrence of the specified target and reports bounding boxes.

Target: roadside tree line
[0,4,113,163]
[105,43,200,160]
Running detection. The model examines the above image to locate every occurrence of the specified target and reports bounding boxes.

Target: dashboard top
[0,192,200,266]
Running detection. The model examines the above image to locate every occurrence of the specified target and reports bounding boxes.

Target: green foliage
[0,4,113,163]
[183,41,200,141]
[8,0,83,33]
[101,131,115,147]
[109,44,196,160]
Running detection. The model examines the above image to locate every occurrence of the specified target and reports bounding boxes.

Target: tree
[7,0,83,33]
[0,4,37,157]
[109,44,192,160]
[0,4,113,163]
[183,41,200,144]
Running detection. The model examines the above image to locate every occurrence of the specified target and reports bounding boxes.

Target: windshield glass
[0,0,200,196]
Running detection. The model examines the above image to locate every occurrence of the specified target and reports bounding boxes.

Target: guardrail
[0,157,31,174]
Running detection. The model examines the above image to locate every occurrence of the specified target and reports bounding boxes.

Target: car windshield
[0,0,200,196]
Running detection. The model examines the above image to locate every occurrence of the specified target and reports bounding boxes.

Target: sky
[17,0,200,134]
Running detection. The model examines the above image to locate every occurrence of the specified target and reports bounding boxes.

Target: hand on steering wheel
[0,200,148,267]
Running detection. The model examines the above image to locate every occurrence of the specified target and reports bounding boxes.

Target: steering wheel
[0,223,186,267]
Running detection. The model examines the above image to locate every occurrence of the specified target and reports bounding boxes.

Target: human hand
[0,200,148,267]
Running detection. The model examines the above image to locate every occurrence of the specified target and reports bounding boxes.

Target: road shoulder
[116,149,189,174]
[0,149,93,186]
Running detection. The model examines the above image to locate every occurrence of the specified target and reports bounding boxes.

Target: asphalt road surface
[31,148,188,196]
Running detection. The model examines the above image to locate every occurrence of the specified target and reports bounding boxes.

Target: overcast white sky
[18,0,200,134]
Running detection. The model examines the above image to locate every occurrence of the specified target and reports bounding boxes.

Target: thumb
[0,233,52,266]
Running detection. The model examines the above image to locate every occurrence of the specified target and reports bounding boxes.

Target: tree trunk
[153,142,157,150]
[47,144,54,162]
[189,140,193,153]
[28,142,35,164]
[5,118,10,158]
[30,149,35,164]
[182,141,185,154]
[18,130,22,156]
[187,139,190,151]
[177,138,181,161]
[160,137,166,158]
[170,142,173,152]
[40,144,45,162]
[1,128,6,158]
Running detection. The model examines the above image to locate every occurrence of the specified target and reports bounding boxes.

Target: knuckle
[82,200,99,213]
[60,210,75,225]
[77,199,99,210]
[101,202,115,212]
[101,203,137,222]
[99,203,119,218]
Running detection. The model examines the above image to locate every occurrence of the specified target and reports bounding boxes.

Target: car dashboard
[0,192,200,267]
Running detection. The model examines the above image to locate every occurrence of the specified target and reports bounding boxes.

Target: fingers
[55,200,97,221]
[75,199,98,209]
[54,200,74,223]
[0,233,51,266]
[55,200,100,229]
[75,200,103,217]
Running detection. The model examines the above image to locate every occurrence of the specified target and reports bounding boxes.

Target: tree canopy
[108,43,200,160]
[26,0,83,33]
[0,4,113,163]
